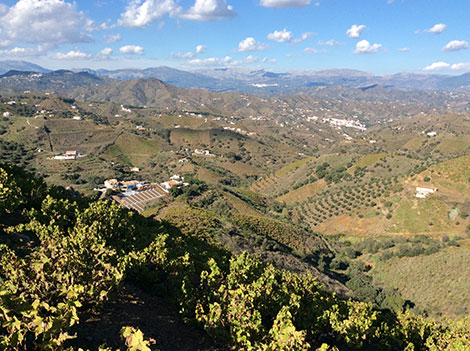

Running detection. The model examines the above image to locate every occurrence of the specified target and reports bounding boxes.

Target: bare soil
[68,284,229,351]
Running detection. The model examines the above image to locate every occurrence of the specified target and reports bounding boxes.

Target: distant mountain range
[2,60,470,95]
[1,60,470,112]
[0,60,50,74]
[0,69,106,95]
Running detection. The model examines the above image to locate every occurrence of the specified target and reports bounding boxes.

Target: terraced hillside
[102,132,162,167]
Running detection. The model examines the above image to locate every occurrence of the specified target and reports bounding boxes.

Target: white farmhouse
[104,179,119,189]
[415,187,437,198]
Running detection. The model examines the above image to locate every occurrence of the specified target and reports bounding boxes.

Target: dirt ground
[68,284,229,351]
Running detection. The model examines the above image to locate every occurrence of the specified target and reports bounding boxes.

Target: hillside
[1,163,470,351]
[2,88,470,326]
[0,69,106,95]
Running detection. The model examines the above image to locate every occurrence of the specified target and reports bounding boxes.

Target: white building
[415,187,437,198]
[2,112,11,117]
[104,179,119,189]
[193,149,212,156]
[170,174,183,181]
[52,151,86,160]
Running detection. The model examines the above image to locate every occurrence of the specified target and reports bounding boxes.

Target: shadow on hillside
[68,283,229,351]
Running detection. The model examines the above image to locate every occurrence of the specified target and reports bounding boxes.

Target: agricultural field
[102,132,162,167]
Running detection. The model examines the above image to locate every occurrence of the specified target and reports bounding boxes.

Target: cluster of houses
[104,179,148,192]
[101,174,187,194]
[2,101,16,117]
[160,174,187,191]
[322,117,367,131]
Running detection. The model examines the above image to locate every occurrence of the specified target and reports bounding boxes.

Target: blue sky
[0,0,469,74]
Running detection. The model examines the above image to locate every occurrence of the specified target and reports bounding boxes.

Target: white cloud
[260,0,312,8]
[399,47,410,52]
[423,61,450,71]
[262,57,277,63]
[172,44,208,58]
[245,55,259,64]
[0,47,36,56]
[353,40,382,54]
[304,47,325,54]
[187,56,233,66]
[105,34,122,44]
[318,39,342,46]
[118,0,181,27]
[292,32,313,44]
[346,24,366,38]
[196,45,207,54]
[52,50,91,60]
[120,45,144,54]
[186,55,259,67]
[236,37,268,52]
[267,29,311,44]
[3,47,27,55]
[0,0,92,48]
[268,29,292,43]
[52,48,114,60]
[0,3,8,16]
[451,62,470,71]
[442,40,469,52]
[427,23,447,34]
[98,47,113,58]
[180,0,236,21]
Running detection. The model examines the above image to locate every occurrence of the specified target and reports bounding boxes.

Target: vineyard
[1,163,470,350]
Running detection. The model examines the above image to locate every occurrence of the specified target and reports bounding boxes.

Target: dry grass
[102,132,161,167]
[277,179,327,203]
[196,167,224,185]
[220,161,261,177]
[348,153,387,174]
[316,214,389,237]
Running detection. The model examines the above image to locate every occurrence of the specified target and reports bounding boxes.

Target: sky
[0,0,469,75]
